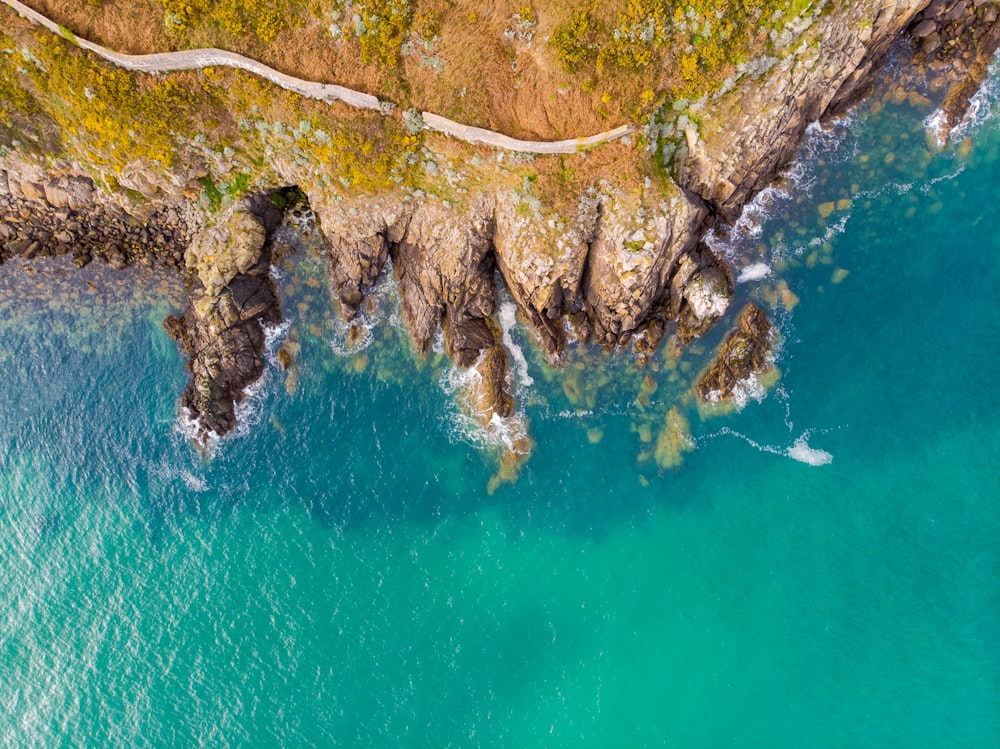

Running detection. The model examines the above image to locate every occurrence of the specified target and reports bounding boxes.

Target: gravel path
[3,0,636,154]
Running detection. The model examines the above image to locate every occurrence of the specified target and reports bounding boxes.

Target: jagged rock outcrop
[165,193,289,441]
[391,200,496,354]
[911,0,1000,139]
[696,303,773,401]
[391,199,517,423]
[492,190,598,355]
[310,192,409,320]
[676,0,933,221]
[2,0,996,453]
[671,244,735,345]
[582,183,710,345]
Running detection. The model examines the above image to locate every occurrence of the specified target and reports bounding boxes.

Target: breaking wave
[329,258,398,355]
[925,55,1000,146]
[499,299,534,389]
[736,262,772,283]
[786,434,834,466]
[705,116,854,266]
[438,352,531,455]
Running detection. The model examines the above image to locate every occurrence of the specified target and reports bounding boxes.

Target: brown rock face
[0,167,188,269]
[492,190,597,356]
[583,186,709,345]
[391,200,497,354]
[308,191,409,321]
[328,232,390,319]
[910,0,1000,139]
[675,0,931,221]
[697,304,773,401]
[166,193,291,442]
[472,345,514,422]
[670,245,734,345]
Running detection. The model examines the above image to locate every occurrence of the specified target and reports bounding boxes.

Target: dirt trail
[3,0,636,154]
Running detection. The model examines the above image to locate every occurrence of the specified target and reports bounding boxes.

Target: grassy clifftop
[21,0,830,138]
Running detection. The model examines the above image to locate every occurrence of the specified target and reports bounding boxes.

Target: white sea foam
[499,300,534,388]
[731,372,770,410]
[923,109,949,149]
[786,434,833,466]
[804,211,852,251]
[263,319,291,360]
[801,117,855,164]
[174,405,220,458]
[706,118,853,265]
[438,354,530,454]
[268,263,287,283]
[925,57,1000,146]
[230,319,291,437]
[846,161,966,209]
[180,470,209,492]
[953,75,998,141]
[174,318,287,451]
[329,258,397,355]
[923,163,966,191]
[431,326,446,355]
[736,262,772,283]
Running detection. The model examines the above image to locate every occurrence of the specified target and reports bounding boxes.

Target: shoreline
[1,0,998,467]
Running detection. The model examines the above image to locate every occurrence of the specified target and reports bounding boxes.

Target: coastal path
[2,0,636,154]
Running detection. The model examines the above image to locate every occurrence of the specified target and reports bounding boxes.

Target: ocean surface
[2,61,998,747]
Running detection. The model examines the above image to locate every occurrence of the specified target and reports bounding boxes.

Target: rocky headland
[1,0,997,469]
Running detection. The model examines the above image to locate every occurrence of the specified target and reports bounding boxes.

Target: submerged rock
[654,408,695,470]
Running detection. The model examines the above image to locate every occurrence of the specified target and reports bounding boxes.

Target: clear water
[2,67,998,747]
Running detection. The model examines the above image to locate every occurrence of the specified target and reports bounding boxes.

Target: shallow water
[2,65,999,747]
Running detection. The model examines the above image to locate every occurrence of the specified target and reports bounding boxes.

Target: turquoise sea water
[2,66,999,747]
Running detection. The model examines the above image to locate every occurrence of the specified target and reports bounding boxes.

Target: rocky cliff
[1,0,997,451]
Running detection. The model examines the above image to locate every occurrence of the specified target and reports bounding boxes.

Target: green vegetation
[0,17,424,202]
[0,0,835,210]
[355,0,413,66]
[551,0,821,100]
[19,30,194,169]
[551,5,602,74]
[197,172,253,211]
[160,0,287,43]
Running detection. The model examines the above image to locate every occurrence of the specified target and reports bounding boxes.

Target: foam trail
[705,117,853,264]
[703,427,832,466]
[499,301,533,387]
[805,212,852,250]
